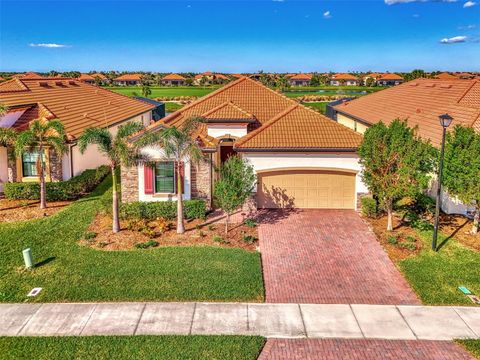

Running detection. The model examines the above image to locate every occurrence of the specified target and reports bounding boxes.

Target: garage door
[257,170,356,209]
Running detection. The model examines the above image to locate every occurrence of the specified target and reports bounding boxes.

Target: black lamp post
[432,113,454,251]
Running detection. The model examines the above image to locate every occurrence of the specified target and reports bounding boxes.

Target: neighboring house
[0,76,5,83]
[113,74,142,86]
[12,72,44,79]
[288,73,312,86]
[90,73,109,85]
[362,73,382,85]
[122,77,366,210]
[193,72,229,85]
[0,77,154,192]
[330,73,359,86]
[331,78,480,215]
[77,73,95,84]
[455,72,475,80]
[161,74,186,86]
[133,97,166,121]
[376,73,404,86]
[435,72,458,80]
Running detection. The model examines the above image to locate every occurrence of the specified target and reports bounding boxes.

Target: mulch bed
[439,214,480,252]
[81,213,259,251]
[0,198,72,223]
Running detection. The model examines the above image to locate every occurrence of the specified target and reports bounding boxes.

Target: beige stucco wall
[0,147,7,192]
[207,124,248,139]
[336,113,368,134]
[63,111,152,180]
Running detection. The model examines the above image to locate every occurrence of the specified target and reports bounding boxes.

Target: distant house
[362,73,382,85]
[231,74,244,79]
[193,72,229,85]
[90,73,109,85]
[434,72,458,80]
[113,74,143,86]
[0,76,5,83]
[77,73,95,84]
[455,72,475,80]
[377,73,404,86]
[0,77,154,192]
[12,72,44,79]
[161,73,186,86]
[288,73,312,86]
[330,73,359,86]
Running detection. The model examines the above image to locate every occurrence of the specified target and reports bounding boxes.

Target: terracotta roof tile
[334,78,480,146]
[78,73,95,81]
[333,73,358,81]
[290,73,312,80]
[12,72,44,79]
[162,73,186,81]
[202,101,254,122]
[142,77,362,151]
[380,73,403,80]
[435,72,458,80]
[114,74,142,81]
[0,78,154,139]
[90,73,107,80]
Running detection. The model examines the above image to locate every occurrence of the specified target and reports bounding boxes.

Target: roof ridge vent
[68,80,76,85]
[38,81,49,87]
[55,81,65,86]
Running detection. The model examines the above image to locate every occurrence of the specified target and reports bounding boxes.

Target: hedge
[3,166,110,201]
[119,200,206,221]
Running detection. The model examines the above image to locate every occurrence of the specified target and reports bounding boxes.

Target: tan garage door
[257,170,356,209]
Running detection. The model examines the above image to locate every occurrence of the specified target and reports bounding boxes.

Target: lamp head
[439,113,454,128]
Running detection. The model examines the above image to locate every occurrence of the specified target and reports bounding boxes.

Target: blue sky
[1,0,479,72]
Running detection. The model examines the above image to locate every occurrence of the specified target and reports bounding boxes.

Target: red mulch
[0,198,72,223]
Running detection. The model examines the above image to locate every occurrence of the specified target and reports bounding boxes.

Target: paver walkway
[258,209,420,304]
[1,303,479,340]
[258,339,476,360]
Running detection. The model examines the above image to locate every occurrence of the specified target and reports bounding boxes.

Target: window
[155,161,175,193]
[22,150,45,177]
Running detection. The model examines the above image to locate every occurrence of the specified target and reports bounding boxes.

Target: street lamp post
[432,113,454,251]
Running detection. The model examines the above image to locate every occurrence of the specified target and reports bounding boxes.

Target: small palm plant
[15,118,67,209]
[157,117,204,234]
[78,121,152,233]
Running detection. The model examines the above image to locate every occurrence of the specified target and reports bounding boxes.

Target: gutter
[234,147,358,153]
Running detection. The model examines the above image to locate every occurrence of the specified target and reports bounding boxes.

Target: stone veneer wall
[191,155,212,207]
[121,165,139,203]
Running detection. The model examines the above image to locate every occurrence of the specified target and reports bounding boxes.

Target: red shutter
[144,165,154,194]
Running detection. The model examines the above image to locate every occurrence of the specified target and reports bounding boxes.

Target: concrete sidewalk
[1,302,479,340]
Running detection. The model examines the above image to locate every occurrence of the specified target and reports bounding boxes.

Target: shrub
[242,232,257,243]
[361,197,379,218]
[4,166,110,201]
[387,235,398,245]
[244,218,257,228]
[400,242,416,251]
[83,231,97,241]
[135,240,159,249]
[120,200,206,221]
[412,193,436,215]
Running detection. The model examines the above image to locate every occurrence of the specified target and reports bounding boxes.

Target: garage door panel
[257,170,355,209]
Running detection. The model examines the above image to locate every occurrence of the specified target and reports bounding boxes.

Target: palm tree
[15,119,67,209]
[0,104,17,147]
[78,121,152,233]
[158,117,204,234]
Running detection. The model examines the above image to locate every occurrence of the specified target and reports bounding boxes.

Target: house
[0,77,154,192]
[376,73,404,86]
[113,74,143,86]
[362,73,382,85]
[193,72,229,85]
[121,77,366,210]
[455,72,475,80]
[330,73,359,86]
[288,73,312,87]
[161,74,186,86]
[434,72,458,80]
[77,73,95,84]
[12,72,44,79]
[0,76,5,83]
[231,74,244,79]
[331,78,480,215]
[90,73,109,85]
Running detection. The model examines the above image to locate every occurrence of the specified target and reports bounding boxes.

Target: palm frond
[116,121,146,140]
[78,127,112,156]
[14,130,38,157]
[0,128,17,147]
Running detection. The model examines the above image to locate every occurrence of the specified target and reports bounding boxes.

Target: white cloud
[463,1,476,7]
[440,35,467,43]
[385,0,457,4]
[458,24,476,29]
[323,10,332,18]
[272,0,284,2]
[413,13,421,17]
[29,43,70,48]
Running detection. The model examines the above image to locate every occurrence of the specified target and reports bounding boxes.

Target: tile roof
[78,73,95,81]
[334,78,480,146]
[142,77,362,151]
[202,101,255,122]
[114,74,142,81]
[380,73,403,80]
[0,76,5,82]
[364,73,382,79]
[12,72,44,79]
[435,72,458,80]
[0,78,154,139]
[290,73,312,80]
[162,73,186,81]
[90,73,108,80]
[333,73,358,81]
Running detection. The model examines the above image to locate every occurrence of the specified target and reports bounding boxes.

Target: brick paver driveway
[258,209,420,304]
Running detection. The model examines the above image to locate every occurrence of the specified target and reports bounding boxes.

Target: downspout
[69,142,76,179]
[209,153,213,209]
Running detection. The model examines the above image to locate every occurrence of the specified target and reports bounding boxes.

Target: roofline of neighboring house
[204,118,256,124]
[234,147,358,153]
[333,107,373,127]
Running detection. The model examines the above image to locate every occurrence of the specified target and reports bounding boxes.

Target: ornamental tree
[358,119,435,231]
[214,156,256,234]
[443,125,480,234]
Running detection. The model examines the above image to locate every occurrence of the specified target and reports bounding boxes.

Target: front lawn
[0,176,264,302]
[0,335,265,360]
[457,340,480,359]
[303,102,327,114]
[107,86,219,98]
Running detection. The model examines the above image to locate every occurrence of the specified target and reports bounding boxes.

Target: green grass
[0,335,265,360]
[303,102,327,114]
[457,340,480,359]
[165,102,184,113]
[0,176,264,303]
[107,86,219,98]
[398,226,480,305]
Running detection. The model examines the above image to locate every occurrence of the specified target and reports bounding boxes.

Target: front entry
[220,145,236,163]
[257,169,356,209]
